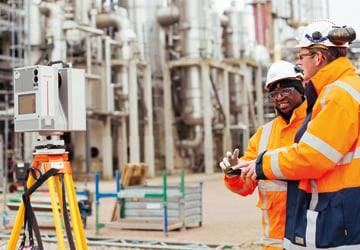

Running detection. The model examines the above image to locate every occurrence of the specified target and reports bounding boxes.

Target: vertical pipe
[103,38,113,179]
[0,136,4,229]
[118,118,128,173]
[242,68,250,152]
[257,3,264,45]
[24,0,42,66]
[143,65,155,177]
[102,117,112,179]
[267,0,273,51]
[105,37,113,112]
[86,36,92,74]
[163,63,174,173]
[3,94,8,229]
[128,59,140,163]
[159,27,175,173]
[222,69,232,152]
[85,119,91,188]
[39,2,67,61]
[201,64,214,174]
[255,66,264,126]
[25,0,31,66]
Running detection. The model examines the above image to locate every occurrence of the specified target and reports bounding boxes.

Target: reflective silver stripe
[301,132,343,164]
[263,237,283,248]
[284,238,306,250]
[259,179,288,239]
[284,237,360,249]
[306,208,318,248]
[338,147,360,165]
[334,80,360,103]
[269,148,287,179]
[307,180,319,248]
[258,120,274,241]
[259,120,274,152]
[259,179,287,238]
[309,179,318,210]
[263,201,270,236]
[320,85,332,108]
[258,180,287,192]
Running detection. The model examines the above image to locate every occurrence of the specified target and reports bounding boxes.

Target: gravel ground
[0,172,263,249]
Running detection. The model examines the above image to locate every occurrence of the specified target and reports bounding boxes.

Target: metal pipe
[157,5,180,26]
[176,125,203,149]
[96,12,127,30]
[96,8,135,40]
[3,94,8,229]
[85,119,91,188]
[96,8,136,59]
[39,1,67,61]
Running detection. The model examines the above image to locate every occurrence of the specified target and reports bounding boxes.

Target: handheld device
[226,168,242,175]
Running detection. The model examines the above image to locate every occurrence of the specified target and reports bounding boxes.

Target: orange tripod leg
[7,152,88,249]
[7,174,37,250]
[64,173,88,249]
[48,176,66,250]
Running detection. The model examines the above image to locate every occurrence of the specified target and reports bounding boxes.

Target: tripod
[7,135,88,250]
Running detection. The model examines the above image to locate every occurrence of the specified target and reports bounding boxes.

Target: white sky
[328,0,360,35]
[213,0,360,41]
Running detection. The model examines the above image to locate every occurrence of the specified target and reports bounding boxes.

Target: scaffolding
[0,0,26,228]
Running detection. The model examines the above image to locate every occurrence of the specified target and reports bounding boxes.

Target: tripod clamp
[34,134,66,155]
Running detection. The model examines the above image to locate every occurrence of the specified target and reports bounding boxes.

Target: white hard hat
[296,19,354,48]
[265,60,303,90]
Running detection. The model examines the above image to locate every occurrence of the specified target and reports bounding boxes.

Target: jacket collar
[290,101,307,122]
[311,57,356,95]
[276,101,307,124]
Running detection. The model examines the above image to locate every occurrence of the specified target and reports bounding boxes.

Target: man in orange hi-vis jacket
[220,60,306,249]
[234,20,360,249]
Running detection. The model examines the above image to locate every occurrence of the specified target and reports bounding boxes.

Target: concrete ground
[0,172,264,249]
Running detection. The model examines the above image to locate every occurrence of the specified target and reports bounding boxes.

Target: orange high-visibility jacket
[224,101,306,250]
[256,57,360,249]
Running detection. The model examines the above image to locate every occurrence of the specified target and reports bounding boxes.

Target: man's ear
[316,51,327,67]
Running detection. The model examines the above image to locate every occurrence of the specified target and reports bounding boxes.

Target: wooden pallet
[111,163,149,221]
[120,163,148,188]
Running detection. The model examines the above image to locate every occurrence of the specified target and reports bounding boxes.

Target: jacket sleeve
[223,127,263,196]
[256,86,359,180]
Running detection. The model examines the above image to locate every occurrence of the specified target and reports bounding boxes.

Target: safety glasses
[298,52,316,60]
[269,87,296,99]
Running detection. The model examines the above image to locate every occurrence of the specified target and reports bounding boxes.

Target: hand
[219,148,240,175]
[236,160,257,181]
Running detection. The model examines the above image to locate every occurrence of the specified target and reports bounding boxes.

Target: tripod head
[34,132,66,155]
